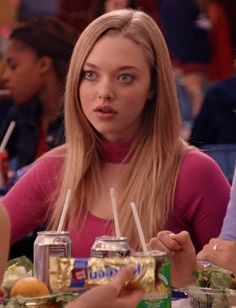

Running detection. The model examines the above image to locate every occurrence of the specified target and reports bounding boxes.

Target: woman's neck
[40,76,62,120]
[100,138,132,164]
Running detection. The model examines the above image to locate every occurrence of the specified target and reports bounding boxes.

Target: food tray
[188,285,236,308]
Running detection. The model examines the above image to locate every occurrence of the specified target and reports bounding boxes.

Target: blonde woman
[1,9,230,257]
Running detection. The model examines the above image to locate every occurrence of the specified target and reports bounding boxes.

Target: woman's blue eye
[118,74,134,83]
[83,71,96,80]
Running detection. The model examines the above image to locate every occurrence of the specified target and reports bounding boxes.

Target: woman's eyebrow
[83,62,140,72]
[83,62,97,69]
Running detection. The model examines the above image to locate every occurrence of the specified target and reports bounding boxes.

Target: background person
[0,17,76,172]
[195,0,234,82]
[158,0,212,140]
[158,0,212,117]
[197,238,236,274]
[215,166,236,241]
[57,0,93,35]
[87,0,138,23]
[88,0,158,26]
[189,75,236,147]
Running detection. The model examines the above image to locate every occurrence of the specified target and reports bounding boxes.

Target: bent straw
[0,89,11,96]
[57,189,72,232]
[130,202,148,254]
[110,187,121,238]
[0,121,16,152]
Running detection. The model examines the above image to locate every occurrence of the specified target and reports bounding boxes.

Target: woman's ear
[39,56,53,74]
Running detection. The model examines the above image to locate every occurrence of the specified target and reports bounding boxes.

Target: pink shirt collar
[100,138,132,163]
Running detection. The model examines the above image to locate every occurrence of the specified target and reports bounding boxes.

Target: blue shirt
[220,166,236,239]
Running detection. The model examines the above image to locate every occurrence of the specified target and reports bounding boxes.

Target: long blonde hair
[48,9,188,250]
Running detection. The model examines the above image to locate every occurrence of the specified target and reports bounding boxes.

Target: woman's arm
[2,156,60,244]
[0,205,10,284]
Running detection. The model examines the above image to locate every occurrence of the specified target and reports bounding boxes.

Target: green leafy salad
[188,262,236,308]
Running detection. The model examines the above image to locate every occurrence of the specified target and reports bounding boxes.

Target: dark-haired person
[0,17,76,172]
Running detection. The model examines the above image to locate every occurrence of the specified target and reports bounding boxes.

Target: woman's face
[105,0,130,12]
[1,41,44,104]
[79,35,151,142]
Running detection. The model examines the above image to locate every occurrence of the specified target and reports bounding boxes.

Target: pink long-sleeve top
[2,144,230,257]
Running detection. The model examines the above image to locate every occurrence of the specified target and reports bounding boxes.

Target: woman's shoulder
[27,146,66,177]
[182,147,220,169]
[179,147,228,181]
[175,146,230,208]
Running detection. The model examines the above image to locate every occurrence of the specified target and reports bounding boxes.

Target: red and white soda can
[0,151,9,189]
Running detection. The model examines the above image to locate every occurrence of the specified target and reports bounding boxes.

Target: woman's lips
[94,105,118,119]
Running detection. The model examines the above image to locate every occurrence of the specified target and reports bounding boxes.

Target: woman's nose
[98,92,114,101]
[98,79,114,102]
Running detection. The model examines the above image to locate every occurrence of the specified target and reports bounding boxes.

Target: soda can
[0,151,9,189]
[91,235,130,258]
[34,231,72,286]
[135,250,172,308]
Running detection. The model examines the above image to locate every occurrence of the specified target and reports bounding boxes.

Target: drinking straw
[130,202,148,254]
[110,187,121,238]
[57,189,72,232]
[0,89,11,96]
[0,121,16,152]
